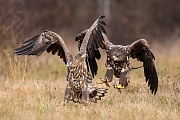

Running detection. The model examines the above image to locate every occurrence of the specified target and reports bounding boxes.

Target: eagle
[14,16,107,104]
[75,30,158,95]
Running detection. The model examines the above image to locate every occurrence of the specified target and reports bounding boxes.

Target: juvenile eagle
[14,16,107,104]
[75,31,158,95]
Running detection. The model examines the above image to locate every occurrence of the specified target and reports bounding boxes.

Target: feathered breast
[67,61,88,89]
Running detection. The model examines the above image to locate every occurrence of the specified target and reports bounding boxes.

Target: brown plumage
[14,16,107,104]
[75,31,158,95]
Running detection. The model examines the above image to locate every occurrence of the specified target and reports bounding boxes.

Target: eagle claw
[113,84,125,93]
[97,78,110,87]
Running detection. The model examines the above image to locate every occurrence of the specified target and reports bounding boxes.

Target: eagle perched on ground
[14,16,107,104]
[75,30,158,95]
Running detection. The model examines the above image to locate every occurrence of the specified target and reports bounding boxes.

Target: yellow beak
[81,54,87,59]
[113,56,118,61]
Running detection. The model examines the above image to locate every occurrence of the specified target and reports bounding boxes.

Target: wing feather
[88,86,108,103]
[14,30,73,64]
[128,39,158,95]
[98,24,106,34]
[75,15,107,77]
[98,20,106,26]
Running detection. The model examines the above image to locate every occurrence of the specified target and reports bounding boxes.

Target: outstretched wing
[127,39,158,95]
[75,16,108,77]
[14,30,73,65]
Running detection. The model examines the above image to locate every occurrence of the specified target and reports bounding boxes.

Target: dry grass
[0,41,180,120]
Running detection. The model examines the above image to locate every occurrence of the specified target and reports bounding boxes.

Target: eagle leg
[81,85,89,106]
[104,68,113,82]
[63,84,72,104]
[97,67,113,87]
[97,78,111,87]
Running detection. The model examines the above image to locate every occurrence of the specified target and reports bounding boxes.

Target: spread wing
[75,16,108,77]
[14,30,73,65]
[127,39,158,95]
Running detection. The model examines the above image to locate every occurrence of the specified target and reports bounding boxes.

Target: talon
[117,84,125,89]
[113,84,125,93]
[118,88,122,93]
[97,78,110,87]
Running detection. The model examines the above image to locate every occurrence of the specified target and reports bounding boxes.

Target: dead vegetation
[0,40,179,120]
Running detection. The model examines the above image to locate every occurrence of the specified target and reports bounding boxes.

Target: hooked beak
[81,54,88,59]
[113,55,119,61]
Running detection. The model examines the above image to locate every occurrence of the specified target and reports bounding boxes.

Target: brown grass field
[0,40,179,120]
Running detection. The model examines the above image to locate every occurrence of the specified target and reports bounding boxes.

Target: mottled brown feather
[128,39,158,95]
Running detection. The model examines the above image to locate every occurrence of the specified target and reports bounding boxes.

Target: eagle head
[75,53,88,60]
[112,53,128,62]
[110,46,129,62]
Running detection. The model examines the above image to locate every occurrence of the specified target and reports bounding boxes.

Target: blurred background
[0,1,180,119]
[0,0,179,48]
